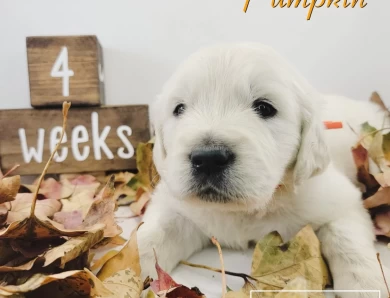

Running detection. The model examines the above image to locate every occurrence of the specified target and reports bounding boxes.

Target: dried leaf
[84,268,114,297]
[81,176,122,238]
[130,190,150,216]
[363,187,390,209]
[52,210,83,229]
[150,251,180,294]
[374,212,390,237]
[275,277,313,298]
[374,171,390,188]
[352,144,380,191]
[0,270,90,296]
[360,122,378,150]
[97,222,142,280]
[251,225,330,293]
[109,235,127,246]
[60,190,95,219]
[100,268,143,298]
[370,91,388,112]
[90,250,119,271]
[383,132,390,162]
[36,178,73,200]
[0,175,20,204]
[128,142,160,191]
[42,224,104,268]
[7,193,62,224]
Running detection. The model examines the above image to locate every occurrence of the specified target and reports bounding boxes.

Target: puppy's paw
[333,268,389,298]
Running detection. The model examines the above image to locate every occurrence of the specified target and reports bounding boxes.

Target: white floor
[116,207,390,298]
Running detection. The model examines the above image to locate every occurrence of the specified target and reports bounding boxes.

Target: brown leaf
[0,203,10,226]
[374,212,390,237]
[0,175,20,204]
[370,91,388,112]
[99,268,143,298]
[374,171,390,188]
[42,224,104,268]
[363,187,390,209]
[130,189,151,216]
[90,250,119,271]
[52,210,83,229]
[128,142,160,191]
[81,175,122,238]
[59,190,95,219]
[97,222,142,281]
[35,178,73,200]
[166,286,205,298]
[7,193,62,224]
[0,270,90,296]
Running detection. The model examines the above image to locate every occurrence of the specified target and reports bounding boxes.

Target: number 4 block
[26,35,105,108]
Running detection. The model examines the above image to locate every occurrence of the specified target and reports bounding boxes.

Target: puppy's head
[151,44,329,211]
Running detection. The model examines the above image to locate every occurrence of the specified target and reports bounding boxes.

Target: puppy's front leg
[137,200,208,280]
[317,209,389,298]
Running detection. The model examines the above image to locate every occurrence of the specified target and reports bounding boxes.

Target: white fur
[138,44,390,297]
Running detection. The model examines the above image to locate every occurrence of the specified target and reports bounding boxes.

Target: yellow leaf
[101,268,143,298]
[251,225,330,294]
[97,222,143,280]
[90,250,119,271]
[0,175,20,204]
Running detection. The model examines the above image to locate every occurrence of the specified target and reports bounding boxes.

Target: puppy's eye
[173,103,186,117]
[252,99,277,119]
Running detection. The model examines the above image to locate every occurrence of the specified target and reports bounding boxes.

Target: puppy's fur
[138,44,390,297]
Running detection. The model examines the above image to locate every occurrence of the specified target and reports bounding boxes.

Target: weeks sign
[0,106,150,175]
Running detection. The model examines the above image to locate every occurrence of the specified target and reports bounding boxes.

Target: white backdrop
[0,0,390,110]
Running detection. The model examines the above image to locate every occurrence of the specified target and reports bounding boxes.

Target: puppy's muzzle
[190,146,235,176]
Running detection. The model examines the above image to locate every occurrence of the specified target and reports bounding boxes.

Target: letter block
[26,35,105,108]
[0,105,150,175]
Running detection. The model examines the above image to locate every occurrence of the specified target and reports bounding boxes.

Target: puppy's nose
[190,147,234,175]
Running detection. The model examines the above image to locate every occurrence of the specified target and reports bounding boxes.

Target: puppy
[138,43,389,297]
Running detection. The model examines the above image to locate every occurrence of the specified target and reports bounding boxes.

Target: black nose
[190,147,235,175]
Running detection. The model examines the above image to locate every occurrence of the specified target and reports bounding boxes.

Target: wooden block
[0,105,150,175]
[26,35,105,108]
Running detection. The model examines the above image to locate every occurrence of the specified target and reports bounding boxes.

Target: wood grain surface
[26,35,105,107]
[0,105,150,175]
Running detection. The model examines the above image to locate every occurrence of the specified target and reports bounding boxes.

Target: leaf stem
[211,237,226,298]
[179,260,257,282]
[377,253,390,298]
[29,102,71,217]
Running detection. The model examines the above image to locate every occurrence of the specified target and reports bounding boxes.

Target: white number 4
[51,47,74,97]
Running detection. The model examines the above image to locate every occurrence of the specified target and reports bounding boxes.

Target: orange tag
[324,121,343,130]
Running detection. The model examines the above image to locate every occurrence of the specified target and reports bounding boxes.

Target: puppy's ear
[150,96,167,174]
[293,95,330,186]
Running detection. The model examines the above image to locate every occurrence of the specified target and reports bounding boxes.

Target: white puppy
[138,44,389,297]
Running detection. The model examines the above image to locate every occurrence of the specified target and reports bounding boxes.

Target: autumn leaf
[352,144,380,192]
[363,187,390,209]
[97,222,142,280]
[90,250,119,271]
[59,189,95,218]
[0,270,90,296]
[128,142,160,191]
[150,252,206,298]
[0,175,20,204]
[98,268,143,298]
[42,224,104,268]
[52,210,83,229]
[81,175,122,238]
[374,212,390,237]
[370,91,388,113]
[7,193,62,224]
[130,188,151,216]
[251,225,329,294]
